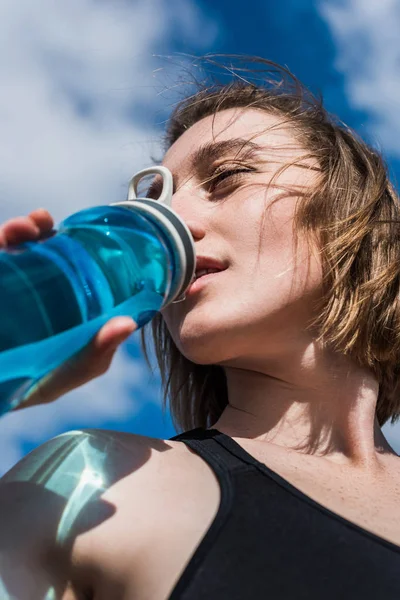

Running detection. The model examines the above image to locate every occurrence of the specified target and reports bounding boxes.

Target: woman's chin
[175,330,234,365]
[165,309,246,364]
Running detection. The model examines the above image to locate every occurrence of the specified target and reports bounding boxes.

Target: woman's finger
[28,208,54,232]
[1,216,41,246]
[92,317,138,354]
[0,210,54,247]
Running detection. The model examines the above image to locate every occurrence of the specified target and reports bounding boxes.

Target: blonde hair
[140,56,400,431]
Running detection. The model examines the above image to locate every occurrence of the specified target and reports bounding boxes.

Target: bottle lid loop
[128,166,173,206]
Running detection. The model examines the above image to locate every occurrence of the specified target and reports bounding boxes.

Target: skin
[161,106,396,468]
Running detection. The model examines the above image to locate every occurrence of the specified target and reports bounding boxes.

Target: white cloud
[0,0,218,222]
[319,0,400,156]
[0,0,219,474]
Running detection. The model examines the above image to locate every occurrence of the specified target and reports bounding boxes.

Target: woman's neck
[214,342,396,468]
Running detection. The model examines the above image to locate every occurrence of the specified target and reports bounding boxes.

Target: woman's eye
[208,168,253,192]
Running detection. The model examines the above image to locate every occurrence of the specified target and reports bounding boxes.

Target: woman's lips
[186,269,226,297]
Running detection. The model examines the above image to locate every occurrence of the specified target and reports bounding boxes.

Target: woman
[1,57,400,599]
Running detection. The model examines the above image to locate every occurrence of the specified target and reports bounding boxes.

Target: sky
[1,0,400,475]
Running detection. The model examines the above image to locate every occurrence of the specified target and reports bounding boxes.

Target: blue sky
[1,0,400,474]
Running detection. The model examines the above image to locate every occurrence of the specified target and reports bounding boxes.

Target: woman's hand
[0,209,137,410]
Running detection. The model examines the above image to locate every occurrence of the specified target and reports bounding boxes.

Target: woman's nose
[172,194,206,240]
[184,219,206,241]
[171,184,206,241]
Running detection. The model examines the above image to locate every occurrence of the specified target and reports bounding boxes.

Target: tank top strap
[170,427,251,474]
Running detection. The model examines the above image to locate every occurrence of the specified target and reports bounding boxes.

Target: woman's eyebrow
[190,138,264,172]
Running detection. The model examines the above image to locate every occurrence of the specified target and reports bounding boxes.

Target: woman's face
[159,107,322,368]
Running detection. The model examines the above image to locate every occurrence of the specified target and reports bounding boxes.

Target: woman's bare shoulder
[0,428,204,599]
[72,428,219,598]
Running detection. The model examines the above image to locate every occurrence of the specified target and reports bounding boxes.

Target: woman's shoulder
[0,427,215,598]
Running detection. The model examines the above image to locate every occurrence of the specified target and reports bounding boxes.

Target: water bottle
[0,166,195,415]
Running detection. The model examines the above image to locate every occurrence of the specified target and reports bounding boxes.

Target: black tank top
[167,427,400,599]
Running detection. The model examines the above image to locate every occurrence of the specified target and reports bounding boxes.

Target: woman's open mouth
[186,268,226,297]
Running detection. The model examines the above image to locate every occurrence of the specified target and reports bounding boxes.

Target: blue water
[0,205,173,414]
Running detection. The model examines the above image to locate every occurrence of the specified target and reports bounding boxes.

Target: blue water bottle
[0,166,195,415]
